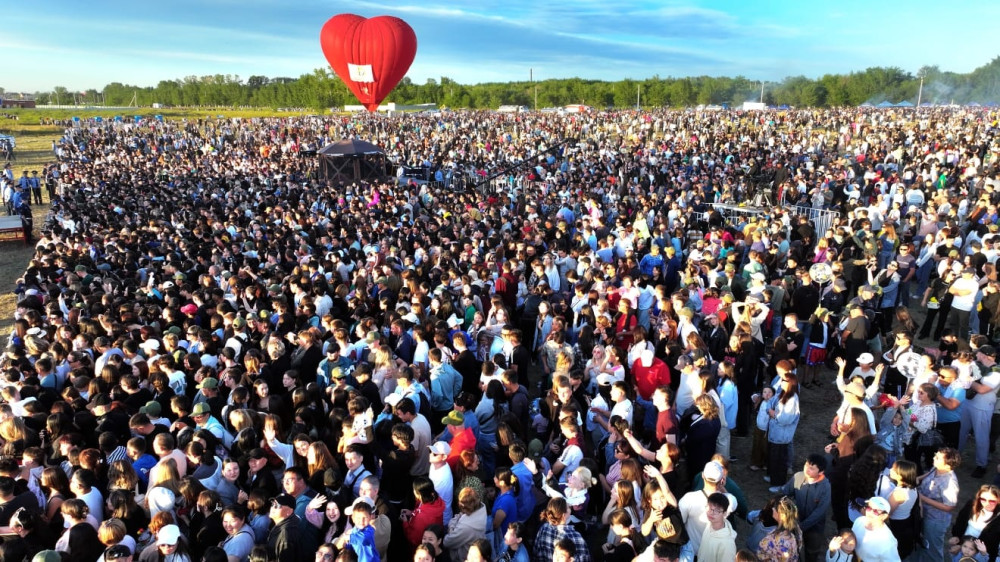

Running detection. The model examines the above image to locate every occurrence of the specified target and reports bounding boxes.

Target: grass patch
[0,121,62,334]
[2,107,324,125]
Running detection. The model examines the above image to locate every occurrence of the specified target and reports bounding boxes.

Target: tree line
[24,57,1000,110]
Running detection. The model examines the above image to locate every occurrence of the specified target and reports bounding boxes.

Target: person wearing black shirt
[120,376,154,415]
[240,449,279,499]
[791,273,820,327]
[0,477,38,527]
[919,269,957,341]
[504,329,531,389]
[779,314,806,362]
[839,305,869,380]
[288,331,322,385]
[451,335,482,399]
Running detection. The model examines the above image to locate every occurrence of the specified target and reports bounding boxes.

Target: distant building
[342,102,437,114]
[0,99,35,109]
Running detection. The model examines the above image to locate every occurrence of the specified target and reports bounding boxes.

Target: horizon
[4,0,999,93]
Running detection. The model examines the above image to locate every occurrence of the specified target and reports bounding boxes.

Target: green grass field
[2,106,323,125]
[0,118,62,334]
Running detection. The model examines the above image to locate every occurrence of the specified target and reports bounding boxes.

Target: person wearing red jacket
[401,477,445,547]
[442,410,477,472]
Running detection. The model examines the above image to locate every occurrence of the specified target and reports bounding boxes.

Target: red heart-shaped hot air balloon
[320,14,418,112]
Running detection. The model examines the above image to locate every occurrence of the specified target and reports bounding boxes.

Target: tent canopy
[319,139,385,156]
[317,139,388,183]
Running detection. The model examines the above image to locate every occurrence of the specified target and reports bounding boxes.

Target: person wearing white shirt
[851,497,900,562]
[948,268,979,339]
[609,382,634,427]
[678,461,737,555]
[70,470,104,522]
[959,362,1000,477]
[428,442,454,524]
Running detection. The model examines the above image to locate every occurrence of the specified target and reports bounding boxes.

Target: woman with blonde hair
[756,495,802,562]
[107,459,140,495]
[812,236,833,264]
[371,347,398,399]
[227,409,257,434]
[682,394,722,484]
[145,459,182,517]
[553,349,574,379]
[98,518,136,554]
[541,466,598,524]
[443,487,488,562]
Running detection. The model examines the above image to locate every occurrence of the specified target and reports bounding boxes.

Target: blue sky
[4,0,999,92]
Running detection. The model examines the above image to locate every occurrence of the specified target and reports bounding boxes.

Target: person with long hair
[948,484,1000,561]
[533,498,591,562]
[452,450,486,504]
[601,479,642,543]
[846,446,889,523]
[303,494,346,546]
[827,407,872,461]
[756,495,802,562]
[877,223,899,271]
[904,382,940,472]
[715,362,738,459]
[733,332,759,437]
[875,459,919,559]
[146,459,182,518]
[602,509,644,562]
[39,466,70,533]
[106,488,149,538]
[681,394,722,485]
[491,468,519,546]
[401,477,445,548]
[765,372,800,489]
[475,379,506,475]
[305,442,337,492]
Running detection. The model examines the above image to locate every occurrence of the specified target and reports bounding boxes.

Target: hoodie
[697,520,737,562]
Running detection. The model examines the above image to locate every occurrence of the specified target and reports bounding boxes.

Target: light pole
[916,74,924,108]
[760,81,765,103]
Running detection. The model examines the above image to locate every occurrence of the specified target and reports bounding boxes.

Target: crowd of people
[1,106,1000,562]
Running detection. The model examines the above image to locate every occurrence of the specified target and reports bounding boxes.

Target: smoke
[921,80,974,105]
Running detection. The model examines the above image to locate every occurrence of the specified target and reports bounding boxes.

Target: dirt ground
[723,307,988,552]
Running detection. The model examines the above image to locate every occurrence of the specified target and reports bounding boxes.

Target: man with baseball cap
[267,494,313,562]
[678,461,738,555]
